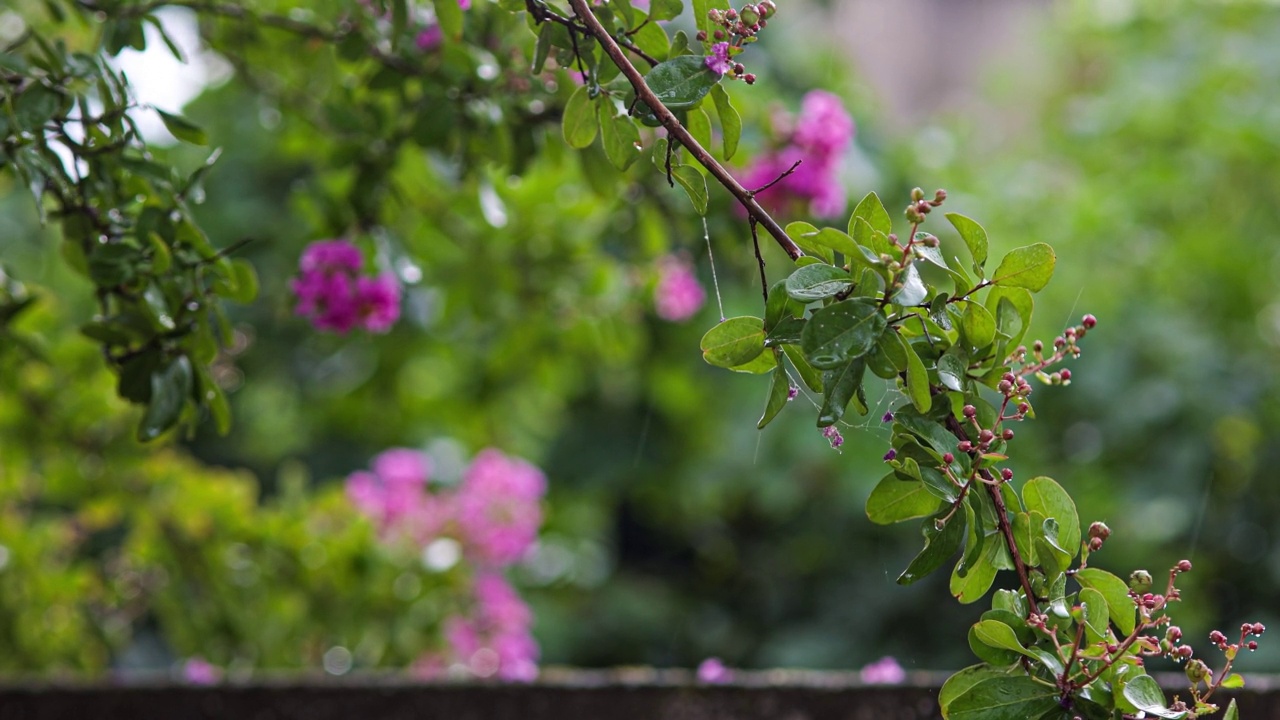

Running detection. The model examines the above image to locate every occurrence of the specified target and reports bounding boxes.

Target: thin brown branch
[749,158,802,196]
[750,218,767,303]
[564,0,803,261]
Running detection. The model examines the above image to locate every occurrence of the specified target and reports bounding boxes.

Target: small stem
[564,0,803,261]
[751,218,768,304]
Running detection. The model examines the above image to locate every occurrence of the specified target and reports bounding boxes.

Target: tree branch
[563,0,803,261]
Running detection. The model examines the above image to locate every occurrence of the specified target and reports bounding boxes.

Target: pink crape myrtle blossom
[347,448,449,542]
[291,239,402,333]
[434,573,539,681]
[653,254,706,322]
[705,42,732,76]
[696,657,734,684]
[455,449,546,567]
[737,90,855,219]
[181,657,221,685]
[860,656,906,684]
[414,0,473,50]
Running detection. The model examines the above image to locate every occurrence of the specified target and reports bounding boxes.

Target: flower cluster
[738,90,854,218]
[699,1,777,84]
[346,446,546,680]
[290,239,401,333]
[653,254,706,322]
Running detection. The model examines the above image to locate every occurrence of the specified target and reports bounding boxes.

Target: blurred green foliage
[1,0,1278,678]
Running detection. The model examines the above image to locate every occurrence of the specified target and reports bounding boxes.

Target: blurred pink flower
[455,449,546,567]
[347,448,449,542]
[439,573,539,681]
[653,255,706,322]
[696,657,734,684]
[181,657,221,685]
[860,656,906,684]
[291,239,402,334]
[736,90,854,219]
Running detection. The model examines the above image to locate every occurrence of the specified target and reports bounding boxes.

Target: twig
[749,158,802,196]
[564,0,803,261]
[751,217,767,303]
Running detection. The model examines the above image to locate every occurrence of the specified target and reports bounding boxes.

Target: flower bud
[1176,645,1194,659]
[1033,340,1044,353]
[915,200,932,215]
[933,189,947,203]
[1001,468,1014,481]
[1175,559,1192,573]
[1186,659,1210,683]
[943,452,955,464]
[1088,537,1103,552]
[744,73,756,85]
[713,29,725,39]
[758,0,776,18]
[979,429,994,443]
[1253,622,1266,635]
[739,4,760,25]
[1167,626,1183,643]
[733,62,745,75]
[957,441,974,453]
[1211,630,1228,645]
[911,187,925,202]
[708,9,723,22]
[1002,429,1014,441]
[1059,369,1072,382]
[697,30,708,41]
[1088,521,1111,540]
[1129,569,1153,592]
[1054,336,1067,349]
[1082,314,1097,329]
[963,404,977,418]
[725,8,738,19]
[1248,640,1259,650]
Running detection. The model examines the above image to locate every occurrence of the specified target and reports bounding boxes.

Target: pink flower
[437,573,539,681]
[696,657,734,684]
[653,255,706,322]
[705,42,732,76]
[347,448,449,542]
[291,239,401,334]
[455,449,546,567]
[736,91,854,219]
[181,657,221,685]
[860,656,906,684]
[415,27,443,51]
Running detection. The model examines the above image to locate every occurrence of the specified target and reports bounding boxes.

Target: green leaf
[972,619,1038,660]
[1079,587,1109,643]
[1022,476,1080,559]
[1076,568,1136,636]
[649,0,684,21]
[598,104,642,170]
[991,243,1056,292]
[866,472,943,525]
[686,107,713,154]
[800,299,886,370]
[138,355,192,441]
[1123,675,1187,719]
[643,55,721,110]
[944,676,1059,720]
[765,315,805,346]
[758,363,790,429]
[784,264,853,301]
[1220,673,1245,689]
[937,351,967,392]
[632,21,671,70]
[671,165,708,215]
[532,23,556,73]
[893,405,962,459]
[1224,699,1240,720]
[432,0,464,40]
[898,511,965,585]
[986,286,1033,349]
[709,83,740,160]
[892,264,929,306]
[785,221,834,265]
[783,345,822,393]
[728,349,777,374]
[156,109,208,145]
[227,258,259,304]
[1011,512,1040,567]
[817,357,866,426]
[939,665,1009,714]
[950,538,1001,604]
[852,216,896,259]
[562,85,599,149]
[903,338,931,412]
[700,316,765,368]
[960,301,996,353]
[850,191,892,236]
[945,213,989,275]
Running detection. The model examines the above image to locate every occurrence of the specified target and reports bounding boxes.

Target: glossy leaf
[903,338,931,412]
[1122,675,1187,719]
[1079,587,1109,643]
[644,55,721,110]
[950,539,1001,604]
[785,221,834,265]
[866,473,942,525]
[1076,568,1136,636]
[817,358,866,426]
[686,106,712,151]
[700,316,765,368]
[671,165,708,215]
[960,301,996,352]
[1022,476,1080,559]
[892,263,929,307]
[800,299,885,370]
[937,351,967,392]
[598,104,642,170]
[991,243,1056,292]
[783,345,823,393]
[850,191,892,236]
[944,676,1059,720]
[757,363,790,429]
[939,665,1008,714]
[945,213,988,274]
[139,355,192,441]
[784,263,853,301]
[986,286,1034,349]
[709,83,740,160]
[649,0,684,22]
[562,85,599,149]
[898,511,965,585]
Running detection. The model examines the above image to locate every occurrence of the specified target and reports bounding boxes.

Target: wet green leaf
[866,472,943,525]
[944,676,1059,720]
[598,104,642,170]
[818,357,866,426]
[801,299,885,370]
[138,355,192,441]
[156,109,208,145]
[709,83,740,160]
[562,85,599,149]
[700,316,765,368]
[898,510,965,585]
[671,165,708,214]
[757,363,790,429]
[991,243,1056,292]
[643,55,720,110]
[903,338,931,412]
[945,213,988,275]
[784,263,853,301]
[1023,476,1080,559]
[1076,568,1136,635]
[1122,675,1187,719]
